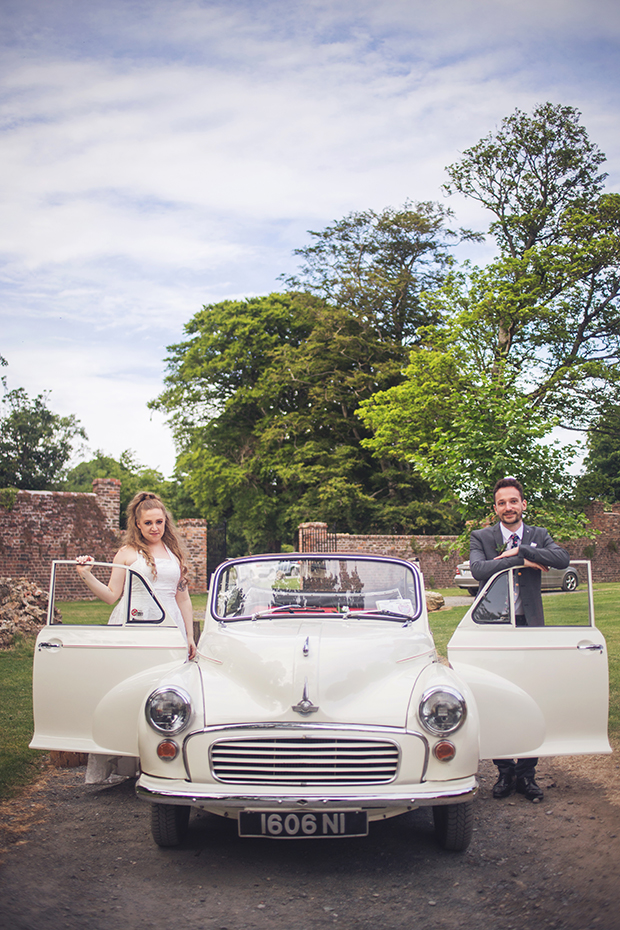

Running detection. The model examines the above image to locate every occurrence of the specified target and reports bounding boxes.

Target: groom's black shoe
[516,775,544,802]
[492,773,515,799]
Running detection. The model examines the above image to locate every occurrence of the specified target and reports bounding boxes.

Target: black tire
[468,587,478,596]
[562,571,579,592]
[432,801,474,852]
[150,803,191,847]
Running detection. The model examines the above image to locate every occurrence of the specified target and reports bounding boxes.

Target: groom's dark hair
[493,477,524,501]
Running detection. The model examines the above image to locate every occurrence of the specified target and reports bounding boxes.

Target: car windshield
[213,556,421,621]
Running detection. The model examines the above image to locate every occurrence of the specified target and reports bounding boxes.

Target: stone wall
[299,504,620,587]
[3,484,619,597]
[297,522,462,587]
[0,480,208,597]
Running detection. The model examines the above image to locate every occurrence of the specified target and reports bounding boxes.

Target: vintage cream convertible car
[31,554,610,852]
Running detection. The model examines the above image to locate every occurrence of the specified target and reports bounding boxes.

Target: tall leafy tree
[441,103,620,425]
[284,200,478,345]
[361,104,619,533]
[152,291,461,555]
[152,293,323,553]
[425,196,620,427]
[0,387,86,490]
[359,342,585,541]
[575,406,620,507]
[443,102,607,257]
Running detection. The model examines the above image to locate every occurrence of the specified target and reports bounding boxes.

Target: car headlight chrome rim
[145,687,192,734]
[419,687,466,735]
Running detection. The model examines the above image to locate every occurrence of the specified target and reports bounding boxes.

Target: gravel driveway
[1,752,619,930]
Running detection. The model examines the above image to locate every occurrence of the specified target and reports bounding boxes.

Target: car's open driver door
[30,561,190,757]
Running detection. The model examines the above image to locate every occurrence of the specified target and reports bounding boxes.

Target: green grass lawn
[55,592,209,625]
[1,584,617,801]
[0,638,48,798]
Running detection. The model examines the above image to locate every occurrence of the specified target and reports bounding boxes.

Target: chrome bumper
[136,778,477,811]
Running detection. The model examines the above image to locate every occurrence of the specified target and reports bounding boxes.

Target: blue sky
[1,0,619,478]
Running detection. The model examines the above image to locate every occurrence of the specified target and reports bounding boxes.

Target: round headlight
[145,687,192,734]
[419,687,466,735]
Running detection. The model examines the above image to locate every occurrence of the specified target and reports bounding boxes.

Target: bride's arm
[75,548,134,605]
[176,582,197,660]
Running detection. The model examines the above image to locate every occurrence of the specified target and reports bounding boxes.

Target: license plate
[238,810,368,838]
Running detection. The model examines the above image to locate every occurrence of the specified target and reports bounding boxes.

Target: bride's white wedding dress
[85,546,187,785]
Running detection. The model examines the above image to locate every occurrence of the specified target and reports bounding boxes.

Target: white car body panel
[448,626,610,757]
[448,561,610,758]
[30,554,610,849]
[443,662,547,759]
[31,625,188,754]
[197,618,436,729]
[31,562,189,754]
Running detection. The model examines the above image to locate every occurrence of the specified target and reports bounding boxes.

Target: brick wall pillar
[178,519,208,593]
[298,522,327,552]
[92,479,121,531]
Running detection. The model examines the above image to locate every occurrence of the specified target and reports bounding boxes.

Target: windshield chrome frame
[209,553,423,624]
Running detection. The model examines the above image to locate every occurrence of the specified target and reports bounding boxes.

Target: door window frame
[470,560,594,628]
[46,560,166,627]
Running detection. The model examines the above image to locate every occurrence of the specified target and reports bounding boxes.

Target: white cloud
[1,0,618,478]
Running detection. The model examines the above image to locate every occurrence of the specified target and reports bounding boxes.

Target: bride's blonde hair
[124,492,189,586]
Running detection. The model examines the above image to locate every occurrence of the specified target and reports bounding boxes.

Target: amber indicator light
[433,740,456,761]
[157,740,179,760]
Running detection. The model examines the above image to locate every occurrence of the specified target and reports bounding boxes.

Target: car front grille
[210,736,400,785]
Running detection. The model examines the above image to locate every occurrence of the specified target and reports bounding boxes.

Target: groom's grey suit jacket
[469,522,570,626]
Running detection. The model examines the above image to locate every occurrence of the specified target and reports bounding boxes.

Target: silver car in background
[454,560,580,595]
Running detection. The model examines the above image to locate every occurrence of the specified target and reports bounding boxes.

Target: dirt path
[1,751,619,930]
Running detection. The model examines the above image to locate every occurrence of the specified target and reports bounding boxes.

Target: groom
[469,477,570,801]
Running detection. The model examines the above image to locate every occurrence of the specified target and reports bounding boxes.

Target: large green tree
[441,103,620,427]
[152,204,471,554]
[152,292,312,552]
[152,290,460,554]
[361,104,619,532]
[358,339,585,541]
[575,406,620,507]
[443,102,607,257]
[284,200,478,345]
[0,387,87,490]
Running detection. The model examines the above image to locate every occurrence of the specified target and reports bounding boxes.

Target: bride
[75,491,197,782]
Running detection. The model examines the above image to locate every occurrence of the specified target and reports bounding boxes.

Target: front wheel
[432,801,474,852]
[562,571,578,592]
[150,803,191,847]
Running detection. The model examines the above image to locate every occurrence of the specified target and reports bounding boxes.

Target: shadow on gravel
[1,761,620,930]
[182,805,438,868]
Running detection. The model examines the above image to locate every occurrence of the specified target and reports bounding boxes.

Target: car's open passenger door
[447,561,610,760]
[31,561,190,757]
